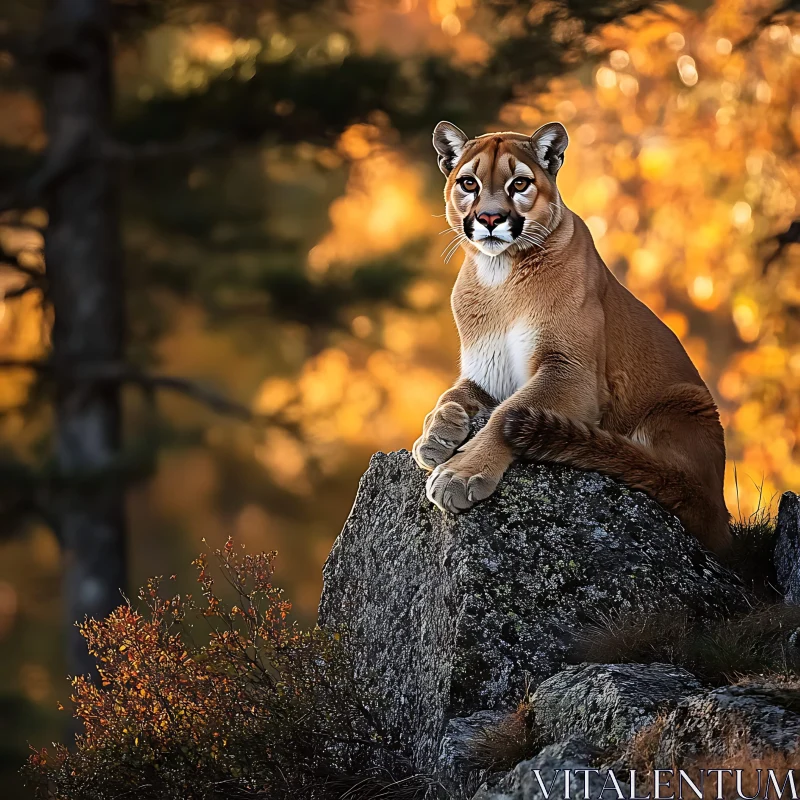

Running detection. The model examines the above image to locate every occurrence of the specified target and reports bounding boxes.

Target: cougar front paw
[412,401,470,471]
[425,449,501,513]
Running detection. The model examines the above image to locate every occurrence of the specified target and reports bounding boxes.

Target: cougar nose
[477,212,506,231]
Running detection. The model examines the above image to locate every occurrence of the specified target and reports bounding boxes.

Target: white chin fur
[473,251,512,287]
[473,239,512,256]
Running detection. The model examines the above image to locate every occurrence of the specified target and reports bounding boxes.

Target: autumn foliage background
[1,0,800,796]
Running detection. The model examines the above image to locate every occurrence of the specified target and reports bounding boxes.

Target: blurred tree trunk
[44,0,127,681]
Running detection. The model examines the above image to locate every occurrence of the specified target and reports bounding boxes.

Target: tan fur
[412,122,731,555]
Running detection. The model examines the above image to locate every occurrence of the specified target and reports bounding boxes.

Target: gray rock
[318,448,746,776]
[775,491,800,604]
[473,735,602,800]
[531,663,703,751]
[655,685,800,762]
[437,710,509,798]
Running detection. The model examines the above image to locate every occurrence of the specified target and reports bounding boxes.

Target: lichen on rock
[654,684,800,763]
[530,662,702,751]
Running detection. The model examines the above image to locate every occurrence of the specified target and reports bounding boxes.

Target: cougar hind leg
[506,383,731,555]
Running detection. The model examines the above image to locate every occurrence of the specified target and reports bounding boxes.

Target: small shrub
[24,540,424,800]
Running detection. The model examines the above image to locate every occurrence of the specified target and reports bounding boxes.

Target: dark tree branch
[0,358,45,370]
[0,358,267,423]
[0,216,47,233]
[0,182,38,215]
[0,129,229,213]
[102,131,232,162]
[763,219,800,273]
[0,249,48,298]
[82,363,264,423]
[737,0,800,48]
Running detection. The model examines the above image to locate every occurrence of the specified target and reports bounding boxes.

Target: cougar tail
[504,408,730,554]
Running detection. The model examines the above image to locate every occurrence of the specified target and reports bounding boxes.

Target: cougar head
[433,122,568,258]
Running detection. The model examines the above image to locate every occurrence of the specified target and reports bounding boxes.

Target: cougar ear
[530,122,569,176]
[433,121,469,176]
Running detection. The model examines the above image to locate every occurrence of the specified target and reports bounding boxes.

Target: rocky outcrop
[654,684,800,762]
[530,663,702,751]
[318,446,746,779]
[775,491,800,605]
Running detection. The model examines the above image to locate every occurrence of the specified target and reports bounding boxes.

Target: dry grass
[623,696,800,799]
[572,603,800,684]
[466,705,536,771]
[695,605,800,681]
[710,748,800,800]
[572,609,693,666]
[725,470,779,600]
[626,727,800,800]
[621,713,668,773]
[571,473,791,682]
[324,770,446,800]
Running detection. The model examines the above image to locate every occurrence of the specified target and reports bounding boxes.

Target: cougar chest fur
[453,279,539,403]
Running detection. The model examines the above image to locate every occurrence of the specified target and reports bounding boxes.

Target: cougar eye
[458,176,478,192]
[511,177,532,192]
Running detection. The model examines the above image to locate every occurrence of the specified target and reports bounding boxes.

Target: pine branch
[0,358,45,371]
[0,129,228,213]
